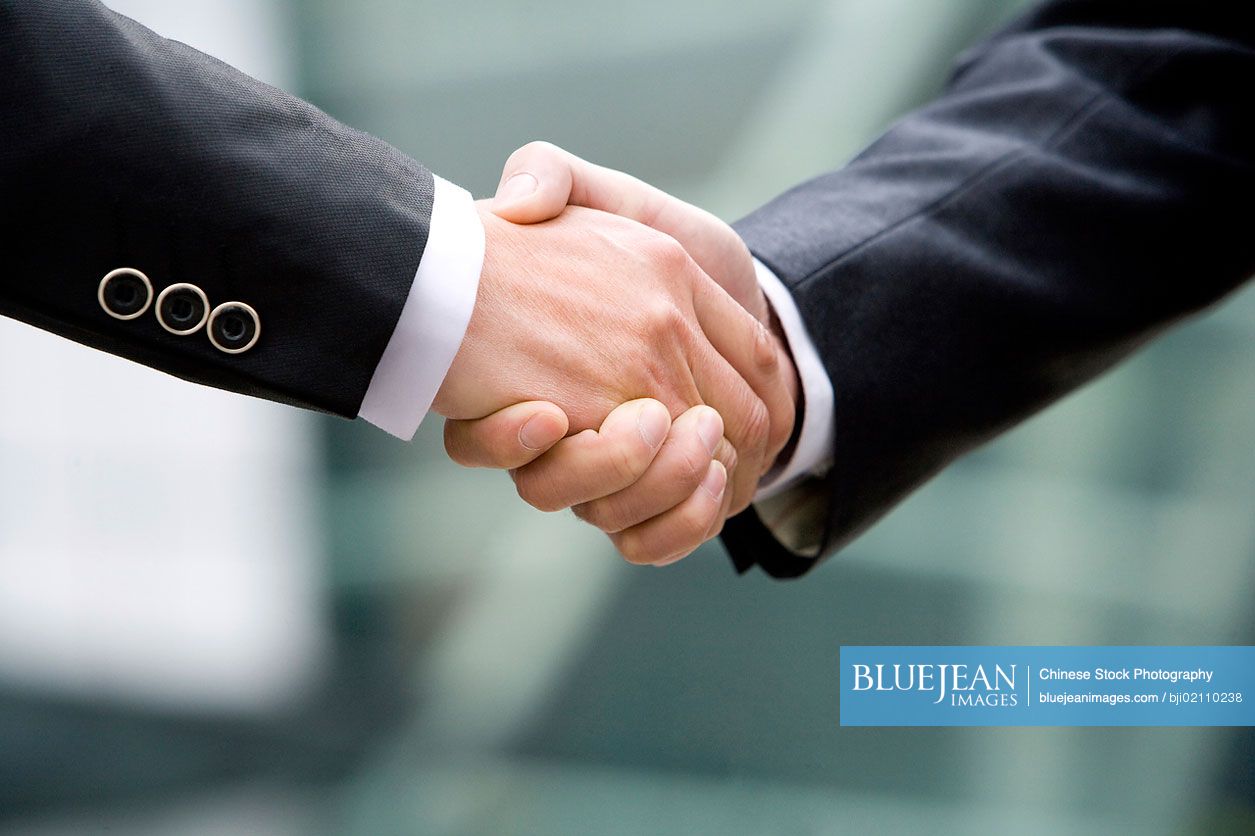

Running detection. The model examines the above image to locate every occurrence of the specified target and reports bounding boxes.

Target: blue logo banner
[839,646,1255,726]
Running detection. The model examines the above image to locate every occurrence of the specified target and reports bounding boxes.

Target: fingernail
[494,172,538,207]
[637,401,669,449]
[519,412,559,450]
[696,407,723,456]
[700,460,727,501]
[653,551,691,567]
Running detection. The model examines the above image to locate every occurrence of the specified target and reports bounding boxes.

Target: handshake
[9,1,1244,579]
[431,143,801,566]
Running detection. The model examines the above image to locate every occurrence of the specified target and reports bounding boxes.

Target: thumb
[491,140,665,227]
[490,141,765,323]
[444,401,569,470]
[491,142,576,224]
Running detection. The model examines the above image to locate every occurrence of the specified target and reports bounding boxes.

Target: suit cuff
[358,175,484,440]
[752,257,835,500]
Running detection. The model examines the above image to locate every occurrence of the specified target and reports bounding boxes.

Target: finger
[680,275,775,516]
[690,343,769,516]
[690,267,797,472]
[444,401,569,469]
[512,398,671,512]
[611,461,728,565]
[703,436,738,542]
[491,141,661,227]
[491,142,574,224]
[572,405,725,533]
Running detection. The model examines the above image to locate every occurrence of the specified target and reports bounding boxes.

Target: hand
[492,142,775,326]
[435,200,793,517]
[444,144,801,564]
[445,397,739,564]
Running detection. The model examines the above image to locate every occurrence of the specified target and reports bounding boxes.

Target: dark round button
[156,283,209,335]
[98,268,153,320]
[208,302,260,354]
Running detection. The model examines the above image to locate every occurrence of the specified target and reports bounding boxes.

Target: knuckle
[510,139,553,164]
[726,480,755,516]
[572,500,601,528]
[608,439,649,485]
[680,501,717,542]
[742,397,771,453]
[754,320,779,370]
[642,298,686,343]
[442,424,473,467]
[513,472,564,513]
[574,500,627,534]
[674,443,709,490]
[717,439,739,476]
[613,531,654,566]
[643,234,690,275]
[766,404,795,461]
[669,546,699,565]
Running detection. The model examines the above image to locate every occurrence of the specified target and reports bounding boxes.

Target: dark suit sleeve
[723,2,1255,578]
[0,0,434,416]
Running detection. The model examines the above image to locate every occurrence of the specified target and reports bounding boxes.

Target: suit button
[98,268,153,320]
[208,301,260,354]
[156,283,209,335]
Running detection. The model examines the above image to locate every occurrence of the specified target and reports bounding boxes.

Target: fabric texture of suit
[0,0,433,416]
[724,1,1255,578]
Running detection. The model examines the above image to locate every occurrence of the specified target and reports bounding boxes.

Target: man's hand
[491,142,773,329]
[445,397,738,563]
[434,200,793,517]
[444,144,801,565]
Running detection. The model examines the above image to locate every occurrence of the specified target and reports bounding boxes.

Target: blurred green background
[2,0,1254,834]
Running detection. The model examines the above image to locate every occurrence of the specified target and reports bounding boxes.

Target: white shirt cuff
[753,257,835,501]
[357,175,484,441]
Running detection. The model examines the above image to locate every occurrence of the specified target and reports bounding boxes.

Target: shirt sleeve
[753,257,835,499]
[750,257,836,558]
[357,175,485,440]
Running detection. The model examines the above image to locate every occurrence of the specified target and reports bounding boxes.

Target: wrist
[766,299,802,471]
[358,173,483,438]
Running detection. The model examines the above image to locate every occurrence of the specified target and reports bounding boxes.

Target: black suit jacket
[1,0,431,416]
[723,2,1255,577]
